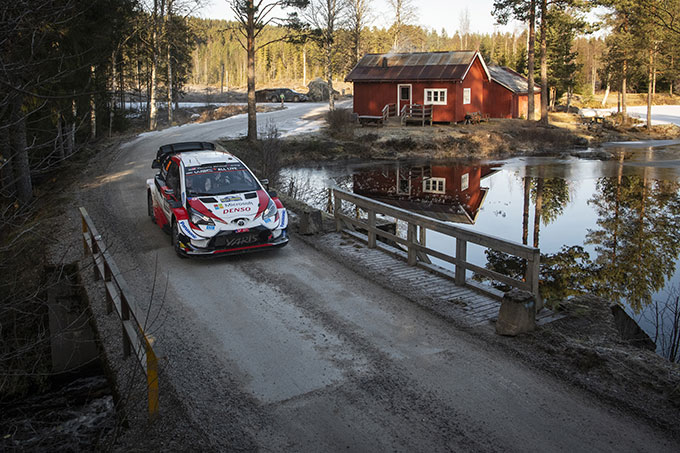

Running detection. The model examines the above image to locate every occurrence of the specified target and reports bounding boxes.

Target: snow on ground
[580,105,680,126]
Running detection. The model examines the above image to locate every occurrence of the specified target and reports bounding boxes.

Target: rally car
[146,141,288,257]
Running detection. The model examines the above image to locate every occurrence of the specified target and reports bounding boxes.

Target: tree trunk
[621,59,627,122]
[647,48,653,130]
[533,175,543,248]
[56,115,65,160]
[0,123,15,196]
[10,97,32,204]
[166,0,174,125]
[109,50,116,138]
[527,0,536,122]
[522,176,530,245]
[246,1,257,141]
[539,0,548,125]
[601,76,610,107]
[327,42,335,111]
[90,65,97,140]
[303,45,307,87]
[149,0,160,131]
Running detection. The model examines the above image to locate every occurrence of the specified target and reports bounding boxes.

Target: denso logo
[223,207,252,214]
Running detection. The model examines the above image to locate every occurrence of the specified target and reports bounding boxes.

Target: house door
[397,84,411,116]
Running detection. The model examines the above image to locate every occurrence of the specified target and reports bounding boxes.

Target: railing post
[146,336,159,421]
[120,294,131,358]
[333,190,342,232]
[81,214,89,255]
[92,236,101,281]
[104,261,113,314]
[526,249,542,310]
[455,238,467,285]
[407,222,417,266]
[367,209,376,249]
[326,188,333,214]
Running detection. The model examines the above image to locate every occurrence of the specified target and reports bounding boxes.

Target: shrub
[325,108,355,139]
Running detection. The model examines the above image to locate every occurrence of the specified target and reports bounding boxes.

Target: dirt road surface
[78,103,678,451]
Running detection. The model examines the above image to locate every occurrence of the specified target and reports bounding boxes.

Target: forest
[2,1,680,207]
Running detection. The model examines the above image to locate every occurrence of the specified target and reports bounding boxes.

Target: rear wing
[151,142,216,169]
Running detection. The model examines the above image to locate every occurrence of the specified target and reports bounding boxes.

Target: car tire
[270,96,278,103]
[171,221,185,258]
[148,191,156,223]
[293,95,299,102]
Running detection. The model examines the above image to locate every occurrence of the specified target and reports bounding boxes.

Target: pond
[279,140,680,361]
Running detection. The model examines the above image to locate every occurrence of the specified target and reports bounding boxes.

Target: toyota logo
[237,219,245,227]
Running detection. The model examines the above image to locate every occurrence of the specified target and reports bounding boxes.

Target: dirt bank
[221,111,679,165]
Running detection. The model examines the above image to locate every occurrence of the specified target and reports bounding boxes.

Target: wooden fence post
[120,294,131,357]
[146,336,159,420]
[367,209,376,249]
[333,190,342,232]
[455,238,467,285]
[526,249,542,310]
[407,222,417,265]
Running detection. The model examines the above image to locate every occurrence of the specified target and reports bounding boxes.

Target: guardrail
[79,207,159,420]
[332,189,541,307]
[400,104,433,126]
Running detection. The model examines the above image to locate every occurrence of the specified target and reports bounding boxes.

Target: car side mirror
[261,178,269,189]
[152,159,161,169]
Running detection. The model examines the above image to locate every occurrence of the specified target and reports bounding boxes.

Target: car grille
[210,229,270,249]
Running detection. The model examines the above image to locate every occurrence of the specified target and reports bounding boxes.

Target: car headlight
[189,208,214,226]
[263,199,277,221]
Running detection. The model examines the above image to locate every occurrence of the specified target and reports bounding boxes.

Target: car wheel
[270,95,278,103]
[293,95,299,102]
[147,191,156,223]
[171,221,185,258]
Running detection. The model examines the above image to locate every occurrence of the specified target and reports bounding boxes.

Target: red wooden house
[485,65,540,119]
[345,51,491,123]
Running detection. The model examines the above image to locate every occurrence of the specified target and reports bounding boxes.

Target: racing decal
[255,190,269,217]
[179,220,199,239]
[236,228,249,233]
[223,206,252,214]
[221,195,241,202]
[185,162,246,175]
[213,204,224,209]
[188,198,222,221]
[280,209,287,229]
[273,198,284,209]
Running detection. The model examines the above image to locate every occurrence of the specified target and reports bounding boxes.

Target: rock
[298,209,323,235]
[496,289,536,336]
[610,305,656,350]
[306,77,340,101]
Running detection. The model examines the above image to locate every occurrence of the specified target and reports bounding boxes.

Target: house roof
[488,65,540,94]
[345,51,490,82]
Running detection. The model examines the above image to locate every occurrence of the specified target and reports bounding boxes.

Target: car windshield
[185,163,260,196]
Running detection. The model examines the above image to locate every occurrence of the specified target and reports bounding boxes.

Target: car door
[157,158,181,223]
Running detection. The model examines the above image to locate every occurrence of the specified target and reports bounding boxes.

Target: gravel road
[79,103,678,451]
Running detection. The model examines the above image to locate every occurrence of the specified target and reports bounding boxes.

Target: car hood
[187,190,270,226]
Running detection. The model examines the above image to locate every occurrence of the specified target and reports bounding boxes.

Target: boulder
[307,77,339,101]
[298,209,323,235]
[496,289,536,336]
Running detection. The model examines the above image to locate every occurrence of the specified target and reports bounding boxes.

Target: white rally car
[146,141,288,257]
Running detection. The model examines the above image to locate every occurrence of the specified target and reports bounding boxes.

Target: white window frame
[424,88,447,106]
[423,177,446,194]
[463,88,471,105]
[461,173,469,191]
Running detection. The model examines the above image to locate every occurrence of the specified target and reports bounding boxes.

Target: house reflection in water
[353,163,496,224]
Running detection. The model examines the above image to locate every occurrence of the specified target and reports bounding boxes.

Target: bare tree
[387,0,417,50]
[229,0,309,141]
[347,0,373,66]
[303,0,347,110]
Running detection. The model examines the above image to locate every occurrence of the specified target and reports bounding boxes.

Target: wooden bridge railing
[400,104,433,126]
[332,189,541,307]
[79,207,159,420]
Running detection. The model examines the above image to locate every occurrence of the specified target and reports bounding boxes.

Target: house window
[461,173,469,191]
[400,86,411,101]
[424,89,447,105]
[463,88,471,104]
[423,177,446,194]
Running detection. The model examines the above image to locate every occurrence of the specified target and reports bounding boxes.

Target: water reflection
[352,163,495,224]
[279,144,680,361]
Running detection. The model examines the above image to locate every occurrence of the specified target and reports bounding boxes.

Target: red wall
[352,56,490,123]
[485,81,514,119]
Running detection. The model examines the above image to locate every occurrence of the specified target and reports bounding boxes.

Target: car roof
[178,150,241,167]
